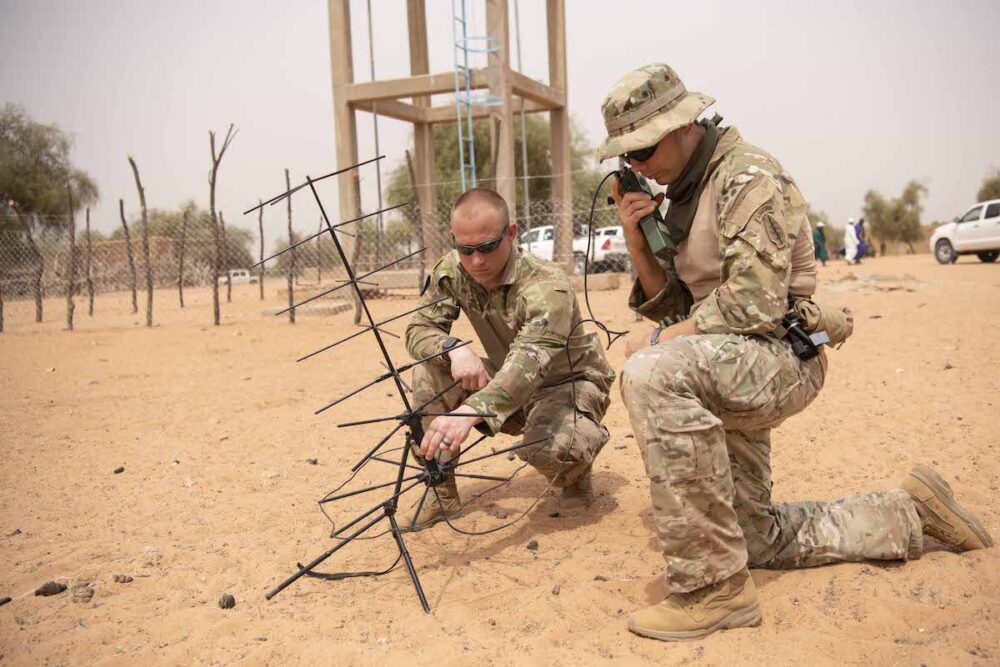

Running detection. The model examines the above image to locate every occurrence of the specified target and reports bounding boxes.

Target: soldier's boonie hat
[597,63,715,161]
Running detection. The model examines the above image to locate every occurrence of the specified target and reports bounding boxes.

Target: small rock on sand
[34,582,67,597]
[219,593,236,609]
[113,466,125,474]
[526,539,539,552]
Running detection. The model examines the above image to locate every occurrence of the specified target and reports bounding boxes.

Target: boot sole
[910,466,994,548]
[627,603,762,642]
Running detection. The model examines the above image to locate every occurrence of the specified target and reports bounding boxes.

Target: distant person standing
[813,221,829,266]
[843,216,860,264]
[855,218,868,261]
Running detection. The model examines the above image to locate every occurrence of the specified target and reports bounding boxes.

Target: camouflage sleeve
[693,175,791,335]
[405,262,462,364]
[628,257,693,326]
[464,281,574,434]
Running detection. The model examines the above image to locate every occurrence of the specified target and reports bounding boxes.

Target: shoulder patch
[764,213,787,248]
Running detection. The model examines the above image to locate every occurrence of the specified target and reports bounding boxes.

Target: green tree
[862,180,927,255]
[1,104,97,320]
[0,103,97,226]
[384,115,610,238]
[977,168,1000,202]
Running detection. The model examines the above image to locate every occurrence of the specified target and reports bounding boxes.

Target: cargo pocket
[646,408,725,483]
[702,336,782,415]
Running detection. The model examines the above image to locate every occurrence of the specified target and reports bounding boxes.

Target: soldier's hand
[610,179,665,244]
[448,345,491,391]
[419,405,481,459]
[624,322,660,357]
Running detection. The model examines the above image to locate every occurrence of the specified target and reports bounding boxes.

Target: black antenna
[251,165,553,611]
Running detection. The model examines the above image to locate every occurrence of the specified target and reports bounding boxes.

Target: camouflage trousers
[621,334,923,593]
[412,360,611,487]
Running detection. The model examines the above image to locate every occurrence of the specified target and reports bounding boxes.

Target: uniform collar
[497,245,520,287]
[709,126,742,170]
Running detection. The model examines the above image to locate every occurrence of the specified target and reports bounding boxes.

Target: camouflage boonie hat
[597,63,715,161]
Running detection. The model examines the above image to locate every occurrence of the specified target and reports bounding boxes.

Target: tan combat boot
[401,477,461,532]
[560,469,594,509]
[901,464,993,551]
[628,568,762,641]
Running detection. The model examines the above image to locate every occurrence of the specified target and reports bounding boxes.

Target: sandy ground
[1,254,999,666]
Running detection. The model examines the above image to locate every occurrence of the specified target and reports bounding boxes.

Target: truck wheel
[935,240,956,264]
[573,253,587,275]
[977,250,999,263]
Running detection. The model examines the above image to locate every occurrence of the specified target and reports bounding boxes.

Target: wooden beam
[343,69,488,104]
[547,0,573,271]
[407,0,440,263]
[328,0,362,319]
[352,99,428,124]
[509,70,565,110]
[486,0,515,212]
[424,98,549,124]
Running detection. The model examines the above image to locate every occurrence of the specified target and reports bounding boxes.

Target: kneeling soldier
[600,63,993,641]
[404,188,615,529]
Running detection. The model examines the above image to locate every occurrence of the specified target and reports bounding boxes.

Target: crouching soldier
[403,188,616,529]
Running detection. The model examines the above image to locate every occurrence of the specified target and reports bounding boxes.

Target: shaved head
[452,187,509,235]
[449,188,516,290]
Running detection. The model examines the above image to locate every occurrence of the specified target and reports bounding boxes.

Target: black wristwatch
[441,336,462,361]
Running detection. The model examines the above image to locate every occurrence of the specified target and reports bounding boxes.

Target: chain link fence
[0,199,624,326]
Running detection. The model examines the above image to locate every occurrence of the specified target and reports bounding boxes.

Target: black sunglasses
[621,144,657,163]
[452,227,509,256]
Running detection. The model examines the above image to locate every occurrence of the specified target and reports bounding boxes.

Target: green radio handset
[610,162,675,259]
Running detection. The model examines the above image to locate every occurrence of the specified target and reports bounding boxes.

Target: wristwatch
[441,336,462,361]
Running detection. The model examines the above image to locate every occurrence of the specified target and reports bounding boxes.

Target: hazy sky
[2,0,998,251]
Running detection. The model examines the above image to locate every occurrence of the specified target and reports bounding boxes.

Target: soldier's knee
[621,346,662,402]
[621,338,701,402]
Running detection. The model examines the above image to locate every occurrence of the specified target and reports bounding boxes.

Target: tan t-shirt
[630,127,817,332]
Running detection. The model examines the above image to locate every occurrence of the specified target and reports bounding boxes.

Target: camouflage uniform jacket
[406,248,615,434]
[629,127,817,334]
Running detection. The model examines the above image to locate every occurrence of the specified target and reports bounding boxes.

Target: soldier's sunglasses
[452,227,509,256]
[621,144,657,163]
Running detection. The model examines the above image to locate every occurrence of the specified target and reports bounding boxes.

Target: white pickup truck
[217,269,258,285]
[930,199,1000,264]
[520,225,630,274]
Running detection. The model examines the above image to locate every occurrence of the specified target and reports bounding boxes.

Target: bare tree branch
[208,123,237,326]
[118,199,138,314]
[285,169,295,324]
[127,155,153,327]
[85,206,94,316]
[64,183,76,330]
[177,208,188,307]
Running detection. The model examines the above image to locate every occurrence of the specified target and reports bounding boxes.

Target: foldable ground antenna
[247,161,549,611]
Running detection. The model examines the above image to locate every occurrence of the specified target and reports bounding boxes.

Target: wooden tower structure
[327,0,574,271]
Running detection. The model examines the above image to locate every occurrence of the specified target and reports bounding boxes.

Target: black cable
[297,553,402,580]
[309,171,629,553]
